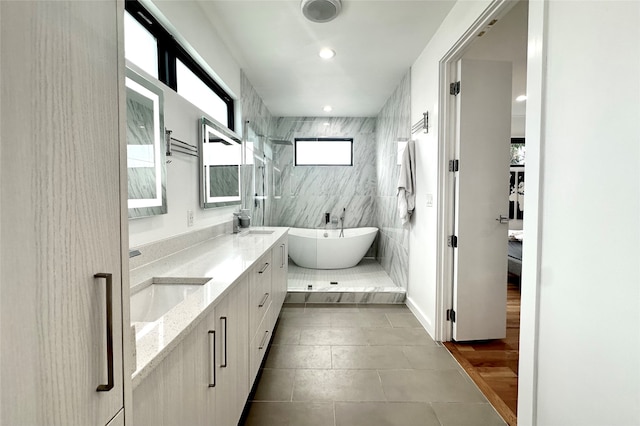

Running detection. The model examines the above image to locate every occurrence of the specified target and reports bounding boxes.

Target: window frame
[294,137,354,166]
[125,0,235,131]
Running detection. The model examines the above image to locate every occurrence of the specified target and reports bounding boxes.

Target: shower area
[240,72,411,303]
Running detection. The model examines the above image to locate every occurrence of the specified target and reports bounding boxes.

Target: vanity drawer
[249,252,272,338]
[249,302,272,386]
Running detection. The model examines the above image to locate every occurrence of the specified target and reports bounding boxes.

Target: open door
[452,58,512,341]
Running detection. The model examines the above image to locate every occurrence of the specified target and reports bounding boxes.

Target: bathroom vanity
[129,227,288,426]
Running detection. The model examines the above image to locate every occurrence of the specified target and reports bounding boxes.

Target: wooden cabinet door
[214,281,248,426]
[133,307,215,426]
[271,236,289,318]
[0,1,125,425]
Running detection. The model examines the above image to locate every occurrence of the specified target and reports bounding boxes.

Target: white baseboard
[406,296,436,341]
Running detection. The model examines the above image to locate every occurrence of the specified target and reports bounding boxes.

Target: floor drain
[330,281,338,285]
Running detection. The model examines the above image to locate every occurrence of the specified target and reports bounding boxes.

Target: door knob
[495,215,509,224]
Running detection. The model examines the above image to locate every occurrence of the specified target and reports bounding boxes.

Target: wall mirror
[126,68,167,218]
[199,117,242,208]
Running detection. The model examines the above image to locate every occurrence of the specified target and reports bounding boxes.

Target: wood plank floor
[444,280,520,426]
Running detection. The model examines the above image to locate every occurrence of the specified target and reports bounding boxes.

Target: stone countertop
[130,226,288,389]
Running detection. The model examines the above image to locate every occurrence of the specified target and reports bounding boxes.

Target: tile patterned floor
[243,304,507,426]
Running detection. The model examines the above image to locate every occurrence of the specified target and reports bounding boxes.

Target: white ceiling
[197,0,457,117]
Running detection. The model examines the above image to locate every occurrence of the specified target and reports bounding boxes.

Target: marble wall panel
[241,71,275,225]
[374,71,411,289]
[271,117,377,229]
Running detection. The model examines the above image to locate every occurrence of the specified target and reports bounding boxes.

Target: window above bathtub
[294,138,353,166]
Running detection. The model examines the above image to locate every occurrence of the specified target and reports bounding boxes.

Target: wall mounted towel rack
[411,112,429,134]
[165,129,198,159]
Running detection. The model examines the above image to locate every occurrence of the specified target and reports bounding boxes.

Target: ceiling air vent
[301,0,342,23]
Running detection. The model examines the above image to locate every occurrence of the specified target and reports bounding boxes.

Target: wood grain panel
[1,1,124,424]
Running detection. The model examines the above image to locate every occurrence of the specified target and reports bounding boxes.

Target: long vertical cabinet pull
[94,273,114,392]
[208,330,216,387]
[220,316,227,368]
[280,244,285,268]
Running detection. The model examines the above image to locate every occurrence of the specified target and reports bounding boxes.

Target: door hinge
[446,309,456,322]
[447,235,458,248]
[450,81,460,95]
[448,159,459,172]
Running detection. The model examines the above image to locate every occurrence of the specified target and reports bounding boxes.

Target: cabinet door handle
[220,316,227,368]
[95,273,114,392]
[259,292,269,308]
[258,262,269,274]
[208,330,216,387]
[258,330,269,350]
[280,244,285,268]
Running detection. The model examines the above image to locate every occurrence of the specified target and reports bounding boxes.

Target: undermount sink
[130,277,210,323]
[242,230,274,235]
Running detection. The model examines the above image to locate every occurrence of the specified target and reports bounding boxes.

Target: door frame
[434,0,548,424]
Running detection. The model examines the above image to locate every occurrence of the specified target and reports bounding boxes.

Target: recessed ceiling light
[516,95,527,102]
[323,105,332,112]
[319,48,335,60]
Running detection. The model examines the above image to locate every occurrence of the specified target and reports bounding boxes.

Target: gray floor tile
[401,346,461,370]
[431,402,507,426]
[379,370,487,403]
[358,304,410,313]
[293,369,386,402]
[253,369,296,401]
[278,312,333,327]
[265,345,332,369]
[365,327,436,346]
[335,402,441,426]
[386,312,423,328]
[244,402,335,426]
[300,328,368,346]
[331,346,411,369]
[272,326,302,345]
[331,312,391,328]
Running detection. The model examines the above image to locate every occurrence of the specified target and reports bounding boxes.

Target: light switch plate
[187,210,194,227]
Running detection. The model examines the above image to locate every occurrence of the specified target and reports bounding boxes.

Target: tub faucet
[339,208,345,238]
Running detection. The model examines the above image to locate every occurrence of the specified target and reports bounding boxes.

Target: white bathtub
[288,227,378,269]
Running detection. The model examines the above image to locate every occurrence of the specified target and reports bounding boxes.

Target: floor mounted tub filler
[288,227,378,269]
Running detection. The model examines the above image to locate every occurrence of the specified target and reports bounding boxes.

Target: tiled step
[285,289,406,304]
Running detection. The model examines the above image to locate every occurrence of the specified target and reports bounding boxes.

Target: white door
[452,59,512,341]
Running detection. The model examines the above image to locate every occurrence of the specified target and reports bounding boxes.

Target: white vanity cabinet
[248,252,273,384]
[133,279,249,426]
[1,1,127,425]
[214,278,249,426]
[271,237,289,323]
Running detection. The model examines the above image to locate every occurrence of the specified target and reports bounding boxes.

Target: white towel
[397,139,416,226]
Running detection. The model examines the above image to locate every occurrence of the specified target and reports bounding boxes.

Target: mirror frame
[125,68,167,218]
[199,117,243,209]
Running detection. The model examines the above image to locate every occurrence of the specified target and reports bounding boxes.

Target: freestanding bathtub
[288,227,378,269]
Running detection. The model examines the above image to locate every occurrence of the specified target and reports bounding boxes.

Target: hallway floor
[444,282,521,426]
[243,304,506,426]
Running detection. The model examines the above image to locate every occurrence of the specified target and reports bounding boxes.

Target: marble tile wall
[375,71,411,289]
[240,71,274,226]
[270,117,377,230]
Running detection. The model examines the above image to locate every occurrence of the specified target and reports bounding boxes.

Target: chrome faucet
[339,208,345,238]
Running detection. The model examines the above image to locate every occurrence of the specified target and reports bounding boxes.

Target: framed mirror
[199,117,242,208]
[125,68,167,218]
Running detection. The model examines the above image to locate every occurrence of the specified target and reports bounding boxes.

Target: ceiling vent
[301,0,342,23]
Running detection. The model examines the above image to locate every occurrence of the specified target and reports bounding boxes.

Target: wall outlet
[187,210,194,227]
[426,193,434,207]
